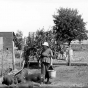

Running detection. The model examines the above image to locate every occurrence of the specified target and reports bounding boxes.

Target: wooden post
[67,45,71,66]
[12,41,15,70]
[1,49,3,76]
[50,57,53,66]
[0,37,3,76]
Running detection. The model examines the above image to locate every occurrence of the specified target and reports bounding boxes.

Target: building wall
[0,37,3,50]
[0,32,13,52]
[0,32,13,72]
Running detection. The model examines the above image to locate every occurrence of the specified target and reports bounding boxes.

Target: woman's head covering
[42,42,49,47]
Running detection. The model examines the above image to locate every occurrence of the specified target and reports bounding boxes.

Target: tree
[26,32,32,47]
[15,30,23,63]
[23,32,35,67]
[53,8,87,46]
[26,32,36,56]
[78,32,88,44]
[34,29,45,57]
[35,29,45,48]
[15,30,23,50]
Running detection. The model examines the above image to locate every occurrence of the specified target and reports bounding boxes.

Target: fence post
[12,41,15,70]
[1,50,3,76]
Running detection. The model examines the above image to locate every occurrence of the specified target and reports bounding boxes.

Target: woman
[41,42,53,84]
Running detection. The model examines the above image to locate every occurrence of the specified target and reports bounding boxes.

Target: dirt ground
[0,66,88,88]
[26,50,88,88]
[51,66,88,87]
[26,65,88,88]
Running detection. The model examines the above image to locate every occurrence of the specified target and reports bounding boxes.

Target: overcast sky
[0,0,88,37]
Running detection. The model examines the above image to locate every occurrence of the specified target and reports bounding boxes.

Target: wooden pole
[1,37,3,76]
[12,41,15,70]
[1,49,3,76]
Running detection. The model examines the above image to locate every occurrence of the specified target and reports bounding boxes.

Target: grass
[1,45,88,87]
[0,49,88,75]
[6,49,88,70]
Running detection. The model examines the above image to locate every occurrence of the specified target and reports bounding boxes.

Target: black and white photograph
[0,0,88,88]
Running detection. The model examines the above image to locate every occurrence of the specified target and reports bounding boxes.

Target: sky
[0,0,88,37]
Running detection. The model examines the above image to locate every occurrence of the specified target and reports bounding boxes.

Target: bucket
[48,70,56,79]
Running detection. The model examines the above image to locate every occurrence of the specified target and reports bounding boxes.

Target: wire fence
[0,50,13,76]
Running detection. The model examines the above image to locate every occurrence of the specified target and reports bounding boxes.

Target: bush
[71,44,88,51]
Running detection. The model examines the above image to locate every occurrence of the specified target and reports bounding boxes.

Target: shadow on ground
[29,62,41,69]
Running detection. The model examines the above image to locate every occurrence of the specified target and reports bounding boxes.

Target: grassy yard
[0,49,88,87]
[26,50,88,87]
[50,66,88,87]
[14,50,88,87]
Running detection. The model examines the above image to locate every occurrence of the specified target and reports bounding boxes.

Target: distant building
[28,32,36,41]
[29,32,36,37]
[0,32,15,51]
[71,40,79,44]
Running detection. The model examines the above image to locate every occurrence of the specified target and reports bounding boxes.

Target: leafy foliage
[25,28,56,59]
[53,8,87,45]
[26,32,37,56]
[15,30,23,50]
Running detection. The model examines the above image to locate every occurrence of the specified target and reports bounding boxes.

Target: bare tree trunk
[68,41,71,46]
[25,56,29,68]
